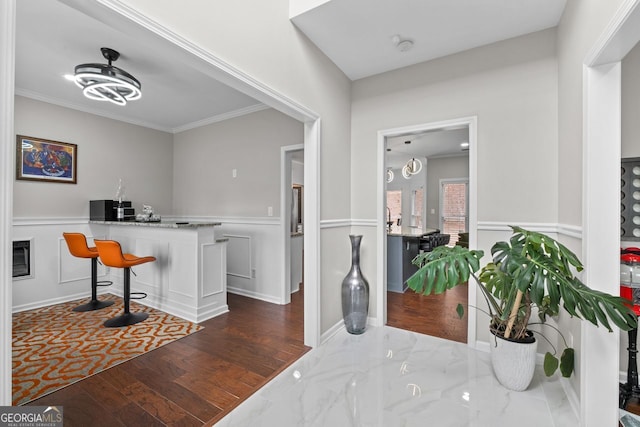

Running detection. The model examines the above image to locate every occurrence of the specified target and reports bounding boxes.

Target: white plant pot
[489,331,538,391]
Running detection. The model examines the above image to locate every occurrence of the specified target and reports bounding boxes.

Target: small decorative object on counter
[341,235,369,335]
[135,204,161,222]
[115,178,126,221]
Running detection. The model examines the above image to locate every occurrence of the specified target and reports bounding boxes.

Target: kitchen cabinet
[387,233,420,293]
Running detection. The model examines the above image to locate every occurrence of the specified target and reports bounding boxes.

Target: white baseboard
[12,289,112,313]
[227,287,284,305]
[321,319,346,344]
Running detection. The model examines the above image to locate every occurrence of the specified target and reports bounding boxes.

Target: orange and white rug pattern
[12,294,203,405]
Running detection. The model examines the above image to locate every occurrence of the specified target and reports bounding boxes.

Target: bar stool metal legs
[103,267,149,327]
[72,258,115,312]
[94,239,155,328]
[63,232,114,312]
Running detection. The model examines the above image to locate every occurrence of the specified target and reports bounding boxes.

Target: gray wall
[172,108,303,217]
[351,28,558,321]
[14,96,174,217]
[623,41,640,159]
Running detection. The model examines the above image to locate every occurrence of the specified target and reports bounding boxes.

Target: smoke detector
[392,35,414,52]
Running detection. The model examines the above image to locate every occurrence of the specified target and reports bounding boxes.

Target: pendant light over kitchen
[402,157,422,179]
[73,47,141,106]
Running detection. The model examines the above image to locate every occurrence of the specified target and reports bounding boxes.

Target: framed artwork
[16,135,77,184]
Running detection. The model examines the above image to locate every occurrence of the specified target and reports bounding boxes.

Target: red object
[621,248,640,315]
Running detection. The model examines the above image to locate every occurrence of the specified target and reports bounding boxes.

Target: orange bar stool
[62,233,115,312]
[94,239,155,327]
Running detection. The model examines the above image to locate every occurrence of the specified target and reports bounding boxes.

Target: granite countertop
[387,227,439,237]
[89,220,221,229]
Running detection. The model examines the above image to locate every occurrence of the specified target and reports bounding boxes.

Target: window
[440,180,468,246]
[386,190,402,231]
[411,188,423,229]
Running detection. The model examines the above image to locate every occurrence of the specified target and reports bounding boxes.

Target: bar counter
[89,220,228,323]
[90,220,221,229]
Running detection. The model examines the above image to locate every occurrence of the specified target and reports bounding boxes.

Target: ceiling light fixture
[74,47,142,106]
[402,157,422,179]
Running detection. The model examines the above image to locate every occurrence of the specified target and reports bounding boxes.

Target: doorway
[281,145,304,312]
[376,116,478,346]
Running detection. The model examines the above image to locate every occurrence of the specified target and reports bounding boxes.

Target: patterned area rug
[12,294,203,405]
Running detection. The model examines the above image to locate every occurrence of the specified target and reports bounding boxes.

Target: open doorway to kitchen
[377,117,477,345]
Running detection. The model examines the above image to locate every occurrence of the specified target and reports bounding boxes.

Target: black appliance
[90,200,135,221]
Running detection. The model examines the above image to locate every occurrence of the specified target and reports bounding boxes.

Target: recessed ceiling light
[460,142,469,148]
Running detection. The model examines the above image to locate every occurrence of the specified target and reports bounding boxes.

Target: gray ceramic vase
[341,235,369,334]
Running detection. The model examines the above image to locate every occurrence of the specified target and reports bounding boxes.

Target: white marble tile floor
[216,326,578,426]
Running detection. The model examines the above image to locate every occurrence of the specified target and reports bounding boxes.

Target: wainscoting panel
[224,235,252,279]
[202,242,226,297]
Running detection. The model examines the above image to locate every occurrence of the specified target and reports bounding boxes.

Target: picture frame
[16,135,77,184]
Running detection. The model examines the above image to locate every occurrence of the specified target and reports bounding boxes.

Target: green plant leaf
[544,352,559,377]
[560,348,575,378]
[406,246,484,296]
[456,303,465,319]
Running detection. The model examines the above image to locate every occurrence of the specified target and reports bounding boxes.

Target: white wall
[556,0,627,405]
[14,96,174,217]
[351,29,558,325]
[557,0,626,227]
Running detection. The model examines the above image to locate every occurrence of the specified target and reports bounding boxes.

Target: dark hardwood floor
[386,283,468,343]
[25,290,308,426]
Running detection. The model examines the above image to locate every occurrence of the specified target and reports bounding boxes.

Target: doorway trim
[280,144,304,305]
[581,0,640,423]
[0,0,15,407]
[376,116,478,346]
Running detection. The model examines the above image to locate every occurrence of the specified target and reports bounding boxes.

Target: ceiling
[14,0,566,159]
[291,0,567,80]
[15,0,264,134]
[386,127,469,169]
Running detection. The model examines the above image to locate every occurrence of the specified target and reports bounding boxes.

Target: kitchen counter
[387,226,439,237]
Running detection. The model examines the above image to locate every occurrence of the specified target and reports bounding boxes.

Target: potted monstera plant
[406,226,637,391]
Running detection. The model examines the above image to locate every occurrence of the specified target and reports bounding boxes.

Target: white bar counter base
[89,220,228,323]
